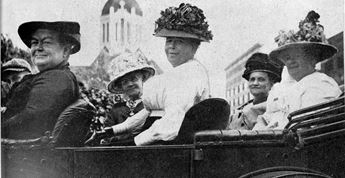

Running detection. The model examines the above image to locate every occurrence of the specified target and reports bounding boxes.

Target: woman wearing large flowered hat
[87,3,229,146]
[253,11,342,130]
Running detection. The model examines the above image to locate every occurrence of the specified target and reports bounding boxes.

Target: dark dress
[1,63,79,139]
[103,101,160,145]
[105,101,144,127]
[1,81,11,107]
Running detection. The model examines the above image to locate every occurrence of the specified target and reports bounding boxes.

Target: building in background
[71,0,162,90]
[320,31,344,87]
[100,0,143,54]
[224,43,262,114]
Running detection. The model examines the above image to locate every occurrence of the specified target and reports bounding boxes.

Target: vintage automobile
[1,94,344,178]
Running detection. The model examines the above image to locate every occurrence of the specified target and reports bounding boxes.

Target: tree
[1,34,31,65]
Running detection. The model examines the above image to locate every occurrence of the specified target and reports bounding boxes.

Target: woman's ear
[63,45,72,59]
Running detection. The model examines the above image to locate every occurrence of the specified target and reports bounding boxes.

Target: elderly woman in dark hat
[88,3,218,146]
[228,53,283,130]
[1,21,80,139]
[253,11,341,130]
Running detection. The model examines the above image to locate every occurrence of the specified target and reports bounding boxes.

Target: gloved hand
[84,127,115,145]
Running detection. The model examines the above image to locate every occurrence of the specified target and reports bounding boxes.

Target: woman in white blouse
[87,3,215,146]
[253,11,341,130]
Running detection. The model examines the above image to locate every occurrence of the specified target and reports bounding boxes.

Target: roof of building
[101,0,143,16]
[224,43,262,71]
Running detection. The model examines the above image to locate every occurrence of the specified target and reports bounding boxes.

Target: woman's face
[120,72,144,100]
[30,29,69,72]
[278,48,316,81]
[248,71,273,98]
[165,37,197,67]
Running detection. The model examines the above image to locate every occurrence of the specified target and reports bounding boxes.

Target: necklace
[126,99,141,116]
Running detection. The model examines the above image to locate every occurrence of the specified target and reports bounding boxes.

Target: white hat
[107,51,155,93]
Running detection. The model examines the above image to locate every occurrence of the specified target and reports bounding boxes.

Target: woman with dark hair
[228,52,283,130]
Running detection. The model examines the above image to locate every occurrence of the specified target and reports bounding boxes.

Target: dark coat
[1,63,79,139]
[105,101,144,126]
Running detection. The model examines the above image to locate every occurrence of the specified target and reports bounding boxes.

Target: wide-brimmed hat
[2,58,32,79]
[269,11,337,63]
[18,21,81,54]
[107,51,155,93]
[242,53,283,83]
[154,3,213,42]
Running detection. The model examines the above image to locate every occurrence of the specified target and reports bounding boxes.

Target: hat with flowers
[269,11,338,62]
[154,3,213,42]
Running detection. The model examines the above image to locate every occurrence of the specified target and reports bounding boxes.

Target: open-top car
[2,95,344,178]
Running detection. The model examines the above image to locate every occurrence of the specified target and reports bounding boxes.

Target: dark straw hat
[269,11,337,62]
[18,21,81,54]
[154,3,213,42]
[242,53,283,83]
[1,58,32,81]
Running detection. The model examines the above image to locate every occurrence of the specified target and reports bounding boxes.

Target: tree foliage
[1,34,31,65]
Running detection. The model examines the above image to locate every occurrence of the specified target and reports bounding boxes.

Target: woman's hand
[84,127,115,145]
[252,115,268,130]
[1,107,7,113]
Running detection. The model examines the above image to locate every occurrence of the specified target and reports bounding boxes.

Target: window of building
[106,23,109,42]
[238,85,240,93]
[127,22,130,44]
[102,24,105,42]
[115,23,118,41]
[121,18,124,44]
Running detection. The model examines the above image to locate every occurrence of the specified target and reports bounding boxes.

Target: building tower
[100,0,143,54]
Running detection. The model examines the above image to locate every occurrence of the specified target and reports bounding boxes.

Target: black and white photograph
[1,0,344,177]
